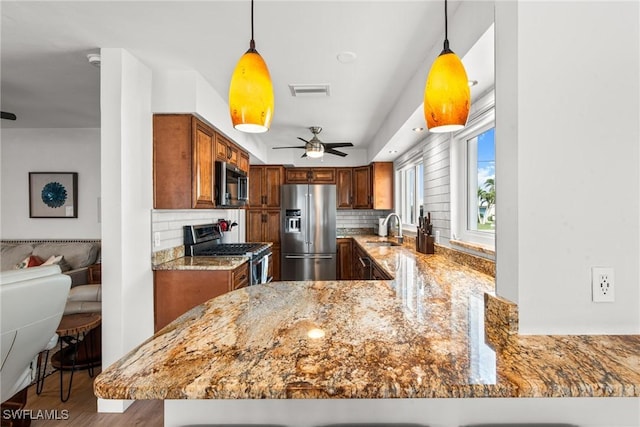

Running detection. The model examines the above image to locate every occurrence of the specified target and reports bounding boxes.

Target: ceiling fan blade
[1,111,17,120]
[301,152,307,158]
[324,148,348,157]
[297,137,310,144]
[272,146,306,150]
[324,142,353,149]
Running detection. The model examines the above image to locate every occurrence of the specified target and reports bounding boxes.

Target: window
[396,161,423,227]
[467,127,495,232]
[452,107,495,248]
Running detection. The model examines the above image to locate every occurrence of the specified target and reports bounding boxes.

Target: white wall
[0,128,101,239]
[496,1,640,334]
[98,48,154,413]
[152,70,267,163]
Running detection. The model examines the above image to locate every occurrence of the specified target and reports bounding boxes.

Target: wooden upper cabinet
[336,168,353,209]
[154,114,251,209]
[285,168,311,183]
[249,165,284,208]
[371,162,393,210]
[349,162,393,210]
[239,152,250,174]
[192,121,216,208]
[215,133,228,161]
[285,167,336,184]
[215,133,238,165]
[154,114,215,209]
[352,165,372,209]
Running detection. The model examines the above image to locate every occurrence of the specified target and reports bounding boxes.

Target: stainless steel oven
[184,224,272,285]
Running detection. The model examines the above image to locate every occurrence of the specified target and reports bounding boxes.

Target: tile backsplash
[336,209,392,230]
[151,209,245,252]
[151,208,390,254]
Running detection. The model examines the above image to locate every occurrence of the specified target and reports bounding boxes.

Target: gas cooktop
[184,224,270,260]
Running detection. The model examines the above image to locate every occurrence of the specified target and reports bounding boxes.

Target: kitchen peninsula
[95,236,640,426]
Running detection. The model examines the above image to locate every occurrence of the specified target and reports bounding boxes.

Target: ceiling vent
[288,84,330,97]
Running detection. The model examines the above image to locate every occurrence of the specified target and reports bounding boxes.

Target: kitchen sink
[365,241,402,247]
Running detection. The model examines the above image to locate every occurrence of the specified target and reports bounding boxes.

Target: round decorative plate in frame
[41,181,68,208]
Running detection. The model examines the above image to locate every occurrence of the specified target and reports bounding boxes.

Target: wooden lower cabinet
[372,262,392,280]
[352,244,368,280]
[349,243,391,280]
[270,246,280,281]
[336,238,353,280]
[154,262,249,332]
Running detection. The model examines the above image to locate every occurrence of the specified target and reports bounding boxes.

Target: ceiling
[1,1,494,163]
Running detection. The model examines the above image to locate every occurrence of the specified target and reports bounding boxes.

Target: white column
[98,48,154,412]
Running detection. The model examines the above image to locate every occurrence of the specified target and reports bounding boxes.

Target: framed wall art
[29,172,78,218]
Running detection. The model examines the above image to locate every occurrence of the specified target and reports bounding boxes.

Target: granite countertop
[95,236,640,399]
[152,242,273,271]
[153,256,249,271]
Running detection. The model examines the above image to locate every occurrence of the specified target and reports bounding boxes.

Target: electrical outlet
[154,232,161,248]
[592,267,615,303]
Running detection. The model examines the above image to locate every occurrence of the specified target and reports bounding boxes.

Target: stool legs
[35,350,50,395]
[57,330,95,402]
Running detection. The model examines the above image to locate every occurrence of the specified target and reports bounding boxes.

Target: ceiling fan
[1,112,17,120]
[272,126,353,158]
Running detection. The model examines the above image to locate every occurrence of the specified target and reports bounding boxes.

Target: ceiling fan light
[229,49,274,133]
[306,141,324,158]
[424,50,470,133]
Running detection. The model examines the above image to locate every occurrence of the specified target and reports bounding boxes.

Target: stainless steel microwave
[215,161,248,207]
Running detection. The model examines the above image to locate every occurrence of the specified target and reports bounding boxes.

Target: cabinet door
[154,270,228,332]
[270,247,280,281]
[246,210,265,242]
[264,211,281,244]
[249,166,264,208]
[285,168,310,183]
[227,144,238,165]
[336,168,353,209]
[312,168,336,184]
[352,166,372,209]
[215,133,227,161]
[337,238,353,279]
[372,162,394,210]
[192,120,216,208]
[264,166,284,208]
[239,152,250,174]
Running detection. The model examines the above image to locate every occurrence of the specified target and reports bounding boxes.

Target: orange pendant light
[424,0,470,133]
[229,0,274,133]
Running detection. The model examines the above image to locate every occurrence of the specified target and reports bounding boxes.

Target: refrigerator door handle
[285,255,333,260]
[306,191,312,247]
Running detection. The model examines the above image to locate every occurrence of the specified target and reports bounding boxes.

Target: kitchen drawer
[232,262,250,290]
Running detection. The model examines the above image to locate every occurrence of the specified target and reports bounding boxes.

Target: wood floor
[23,368,163,426]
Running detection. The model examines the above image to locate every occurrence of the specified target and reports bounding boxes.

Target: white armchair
[1,265,70,403]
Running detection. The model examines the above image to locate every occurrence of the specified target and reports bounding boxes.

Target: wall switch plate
[592,267,615,303]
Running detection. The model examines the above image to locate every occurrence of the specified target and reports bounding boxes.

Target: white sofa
[0,265,71,403]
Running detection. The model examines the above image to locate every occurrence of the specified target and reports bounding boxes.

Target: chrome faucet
[382,213,403,244]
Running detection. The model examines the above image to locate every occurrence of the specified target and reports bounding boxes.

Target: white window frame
[395,157,423,231]
[451,107,495,248]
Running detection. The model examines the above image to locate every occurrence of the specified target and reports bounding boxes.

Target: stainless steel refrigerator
[281,184,336,280]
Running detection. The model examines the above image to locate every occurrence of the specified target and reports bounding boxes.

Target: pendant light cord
[443,0,450,52]
[249,0,256,51]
